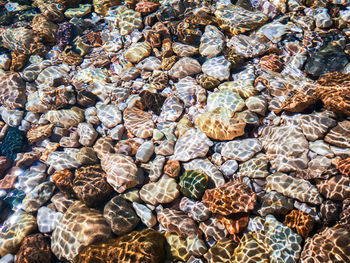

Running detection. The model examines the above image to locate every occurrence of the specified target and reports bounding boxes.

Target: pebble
[202,56,230,81]
[36,206,63,233]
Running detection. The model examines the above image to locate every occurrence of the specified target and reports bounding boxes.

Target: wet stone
[73,229,166,263]
[202,56,231,81]
[15,234,51,263]
[37,206,63,233]
[22,181,55,213]
[179,170,208,200]
[104,196,139,236]
[169,57,202,80]
[258,191,293,216]
[221,139,262,162]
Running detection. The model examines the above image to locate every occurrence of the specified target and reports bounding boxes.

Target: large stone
[101,153,141,193]
[15,234,51,263]
[103,196,139,236]
[169,57,201,80]
[0,73,26,110]
[202,56,231,81]
[199,25,225,58]
[266,173,323,205]
[0,211,37,257]
[73,229,166,263]
[140,177,179,205]
[221,139,262,162]
[22,181,55,213]
[51,201,112,261]
[174,134,209,162]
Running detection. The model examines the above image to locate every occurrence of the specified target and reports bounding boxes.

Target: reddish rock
[16,233,52,263]
[0,156,12,178]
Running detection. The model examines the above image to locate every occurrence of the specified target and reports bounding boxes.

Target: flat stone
[266,173,323,205]
[169,57,202,80]
[37,206,63,233]
[202,56,230,81]
[22,181,55,213]
[174,134,209,162]
[221,139,262,162]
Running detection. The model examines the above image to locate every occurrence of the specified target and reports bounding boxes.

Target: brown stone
[15,233,52,263]
[164,160,180,178]
[52,170,75,197]
[284,210,314,238]
[0,156,11,178]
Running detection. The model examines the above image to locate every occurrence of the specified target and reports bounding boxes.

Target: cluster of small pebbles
[0,0,350,262]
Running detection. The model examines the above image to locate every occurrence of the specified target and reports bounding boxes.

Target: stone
[93,137,115,159]
[15,234,51,263]
[259,124,309,172]
[179,197,211,222]
[93,0,122,15]
[202,180,256,216]
[124,107,154,138]
[0,73,26,110]
[141,155,165,181]
[17,163,47,193]
[183,158,225,188]
[195,112,246,141]
[47,149,81,171]
[51,201,112,261]
[228,34,269,58]
[73,229,166,263]
[324,120,350,148]
[26,124,54,144]
[221,139,262,162]
[305,41,348,77]
[258,191,293,216]
[140,176,179,205]
[135,1,159,16]
[124,42,152,64]
[202,56,230,81]
[46,107,84,128]
[259,53,284,72]
[300,224,350,263]
[175,76,202,107]
[314,8,332,28]
[1,27,35,55]
[0,211,37,257]
[31,14,57,44]
[172,42,198,57]
[104,196,139,236]
[239,153,269,178]
[299,112,337,141]
[51,192,75,214]
[284,210,314,238]
[157,208,199,238]
[337,157,350,176]
[1,109,24,127]
[101,153,141,193]
[77,123,97,147]
[220,160,238,177]
[116,6,143,35]
[154,139,175,156]
[139,90,166,115]
[64,4,92,18]
[245,96,267,115]
[214,4,268,35]
[22,181,55,213]
[73,165,113,206]
[179,170,208,200]
[164,159,181,178]
[52,169,75,197]
[204,237,237,263]
[37,206,63,233]
[158,95,183,122]
[233,215,302,262]
[137,56,161,71]
[0,156,11,177]
[97,104,122,128]
[199,25,225,58]
[199,217,229,242]
[207,89,245,114]
[174,134,209,162]
[317,175,350,201]
[266,173,323,205]
[132,202,157,228]
[168,57,201,80]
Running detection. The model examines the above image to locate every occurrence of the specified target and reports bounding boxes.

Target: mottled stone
[199,25,224,58]
[104,196,139,235]
[169,57,201,80]
[215,4,268,35]
[140,176,179,205]
[179,170,208,200]
[172,42,198,57]
[258,191,293,216]
[239,153,269,178]
[101,153,141,193]
[22,181,55,213]
[26,124,53,144]
[164,159,180,178]
[46,107,84,128]
[133,202,157,228]
[284,210,314,238]
[124,42,152,64]
[124,107,154,138]
[229,34,269,58]
[0,211,37,257]
[52,169,74,197]
[259,124,309,172]
[0,73,26,110]
[157,208,199,238]
[93,0,122,15]
[116,6,143,35]
[37,206,63,233]
[204,237,237,263]
[174,134,209,162]
[15,234,51,263]
[221,139,262,162]
[324,120,350,148]
[183,158,225,187]
[73,165,113,206]
[202,56,230,81]
[47,149,81,171]
[202,180,256,215]
[234,215,302,262]
[51,201,112,261]
[266,173,323,205]
[93,137,114,159]
[337,157,350,176]
[97,104,122,128]
[300,224,350,263]
[73,229,166,263]
[180,197,211,222]
[259,53,284,72]
[317,175,350,201]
